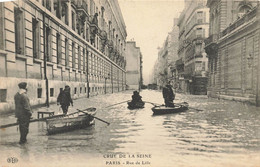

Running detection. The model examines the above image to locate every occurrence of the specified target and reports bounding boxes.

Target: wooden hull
[127,101,145,109]
[152,103,188,115]
[46,108,96,135]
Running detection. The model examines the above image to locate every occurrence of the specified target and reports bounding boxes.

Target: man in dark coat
[131,91,143,104]
[162,82,175,107]
[14,82,32,144]
[57,85,73,114]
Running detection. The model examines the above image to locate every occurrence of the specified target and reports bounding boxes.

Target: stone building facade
[205,0,260,105]
[177,0,209,95]
[0,0,127,113]
[125,41,143,90]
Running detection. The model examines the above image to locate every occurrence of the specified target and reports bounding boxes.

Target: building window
[62,3,69,25]
[83,48,86,71]
[80,87,82,93]
[85,87,87,93]
[78,46,81,70]
[46,27,52,62]
[54,0,61,19]
[72,11,75,31]
[72,42,75,68]
[0,89,7,102]
[42,0,51,11]
[86,26,89,41]
[37,88,42,98]
[65,38,69,66]
[56,33,62,64]
[32,18,40,59]
[238,5,252,18]
[74,87,77,94]
[196,28,203,38]
[50,88,54,97]
[14,7,24,54]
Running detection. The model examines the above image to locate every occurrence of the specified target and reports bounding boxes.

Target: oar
[77,109,110,125]
[104,100,129,108]
[142,101,161,106]
[0,114,64,129]
[0,108,95,129]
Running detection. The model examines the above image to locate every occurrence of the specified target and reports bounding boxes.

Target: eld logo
[7,157,18,163]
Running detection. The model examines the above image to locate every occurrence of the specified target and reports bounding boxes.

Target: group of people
[14,82,73,144]
[129,82,176,107]
[14,81,175,144]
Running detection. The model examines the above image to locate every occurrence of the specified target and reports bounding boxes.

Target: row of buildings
[0,0,143,113]
[151,0,260,106]
[152,0,209,95]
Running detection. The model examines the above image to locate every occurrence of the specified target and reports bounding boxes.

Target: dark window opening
[85,87,87,93]
[14,7,24,54]
[0,89,7,102]
[32,18,40,59]
[50,88,54,97]
[46,27,52,62]
[56,33,61,64]
[80,87,82,93]
[37,88,42,98]
[74,87,77,94]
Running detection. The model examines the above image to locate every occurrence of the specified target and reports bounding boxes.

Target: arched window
[238,5,252,18]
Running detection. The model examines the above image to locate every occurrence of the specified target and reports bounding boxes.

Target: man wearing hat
[14,82,32,144]
[162,81,175,107]
[57,85,73,114]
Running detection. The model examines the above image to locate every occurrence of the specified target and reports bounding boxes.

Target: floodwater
[0,90,260,167]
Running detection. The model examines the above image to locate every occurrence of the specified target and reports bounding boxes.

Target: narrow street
[1,90,260,167]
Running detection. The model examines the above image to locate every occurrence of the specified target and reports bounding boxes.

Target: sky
[118,0,185,84]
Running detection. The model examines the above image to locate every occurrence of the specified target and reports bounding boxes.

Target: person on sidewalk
[162,82,175,107]
[14,82,32,144]
[57,85,73,115]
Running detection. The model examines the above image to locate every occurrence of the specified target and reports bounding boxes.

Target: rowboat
[151,102,189,115]
[46,108,96,135]
[127,101,145,109]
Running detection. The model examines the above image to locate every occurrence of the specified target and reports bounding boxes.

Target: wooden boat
[151,102,189,115]
[127,101,145,109]
[46,108,96,135]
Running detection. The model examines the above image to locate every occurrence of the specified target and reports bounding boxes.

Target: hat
[65,85,70,89]
[18,82,27,89]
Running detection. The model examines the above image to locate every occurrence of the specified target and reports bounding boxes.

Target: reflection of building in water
[205,0,260,105]
[0,0,127,113]
[125,41,143,90]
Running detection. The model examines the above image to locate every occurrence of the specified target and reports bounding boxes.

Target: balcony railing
[204,34,218,47]
[221,7,257,38]
[71,0,88,16]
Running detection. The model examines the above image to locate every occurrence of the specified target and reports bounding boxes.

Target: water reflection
[0,90,260,166]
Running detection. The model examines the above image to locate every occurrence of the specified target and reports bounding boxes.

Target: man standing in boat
[57,85,73,115]
[14,82,32,144]
[162,81,175,107]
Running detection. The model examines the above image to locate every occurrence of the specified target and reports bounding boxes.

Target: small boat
[46,108,96,135]
[151,102,189,115]
[127,101,145,109]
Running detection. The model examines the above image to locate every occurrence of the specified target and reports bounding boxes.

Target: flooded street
[1,90,260,167]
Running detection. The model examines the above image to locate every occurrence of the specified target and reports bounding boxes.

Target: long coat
[162,85,175,101]
[14,92,32,118]
[57,89,73,106]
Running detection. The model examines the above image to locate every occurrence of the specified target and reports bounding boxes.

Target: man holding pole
[14,82,32,144]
